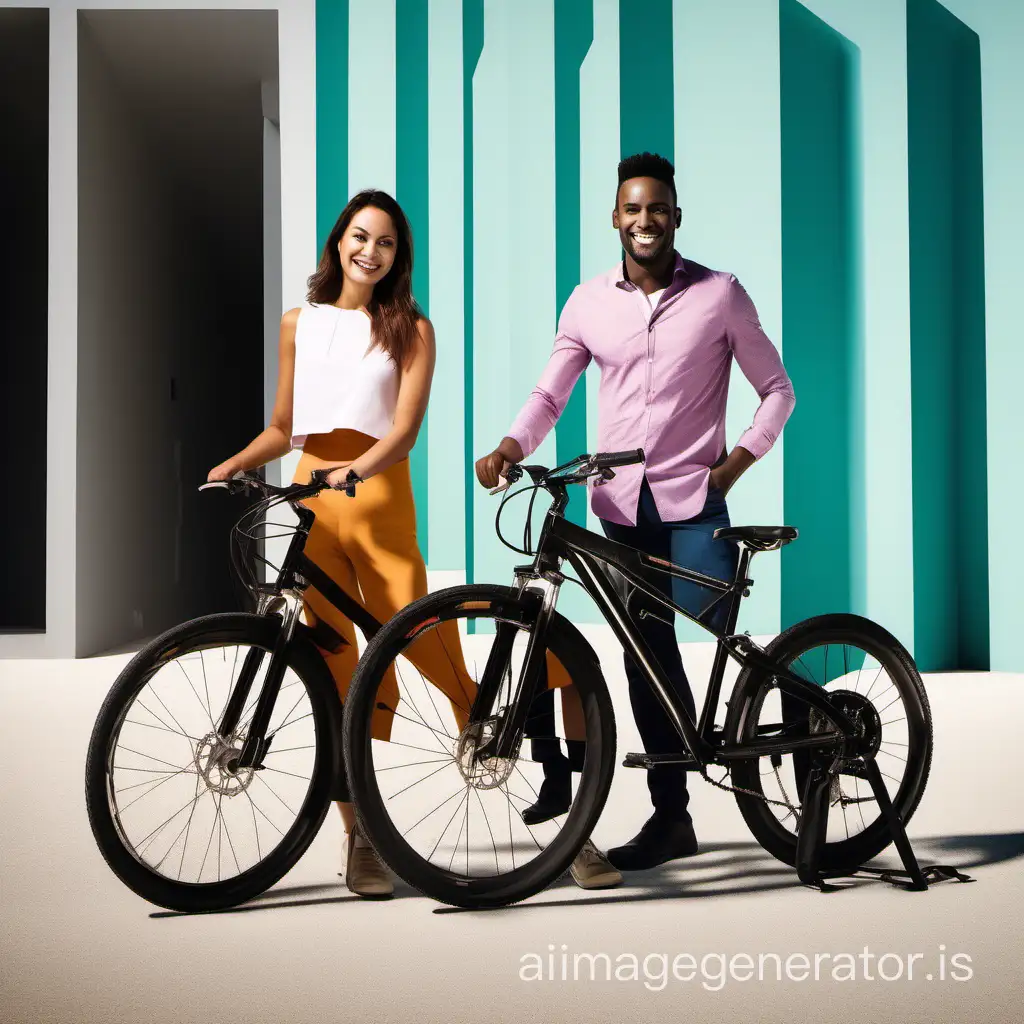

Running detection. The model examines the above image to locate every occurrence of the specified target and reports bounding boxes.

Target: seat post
[697,543,754,740]
[726,545,754,635]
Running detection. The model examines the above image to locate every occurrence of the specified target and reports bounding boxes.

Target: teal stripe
[555,0,593,531]
[464,0,484,597]
[316,0,349,251]
[848,52,867,622]
[618,0,673,160]
[907,0,989,670]
[397,0,430,562]
[954,28,989,671]
[779,0,862,630]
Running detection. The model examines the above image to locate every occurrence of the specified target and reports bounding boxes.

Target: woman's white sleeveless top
[290,304,399,449]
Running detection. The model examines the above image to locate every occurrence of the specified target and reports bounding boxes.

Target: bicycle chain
[697,765,799,813]
[697,682,850,820]
[697,751,846,821]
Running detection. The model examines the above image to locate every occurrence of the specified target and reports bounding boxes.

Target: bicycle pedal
[622,752,699,770]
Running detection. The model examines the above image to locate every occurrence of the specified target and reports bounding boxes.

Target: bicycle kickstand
[849,759,974,891]
[794,758,975,892]
[794,761,839,891]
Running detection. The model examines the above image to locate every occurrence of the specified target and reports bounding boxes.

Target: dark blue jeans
[599,476,739,823]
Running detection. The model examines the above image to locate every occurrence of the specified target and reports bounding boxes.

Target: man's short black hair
[616,151,677,204]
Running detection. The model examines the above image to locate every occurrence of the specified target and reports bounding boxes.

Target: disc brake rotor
[194,732,255,797]
[454,720,516,790]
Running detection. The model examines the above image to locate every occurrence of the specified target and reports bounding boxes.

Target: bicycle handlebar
[595,448,647,469]
[197,467,362,501]
[488,449,645,556]
[503,448,645,489]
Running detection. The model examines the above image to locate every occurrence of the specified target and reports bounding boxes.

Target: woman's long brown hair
[306,190,422,368]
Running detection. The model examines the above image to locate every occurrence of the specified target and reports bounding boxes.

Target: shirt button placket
[642,319,656,469]
[646,321,654,402]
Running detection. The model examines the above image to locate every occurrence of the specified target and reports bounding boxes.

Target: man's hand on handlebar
[475,447,646,497]
[476,437,525,492]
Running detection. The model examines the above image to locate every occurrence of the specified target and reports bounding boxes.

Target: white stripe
[348,0,397,197]
[673,0,783,638]
[580,0,621,542]
[426,0,466,569]
[471,0,515,586]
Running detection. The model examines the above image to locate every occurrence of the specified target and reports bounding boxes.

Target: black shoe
[606,814,698,871]
[521,762,571,826]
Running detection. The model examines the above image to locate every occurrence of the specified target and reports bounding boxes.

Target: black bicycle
[341,449,961,910]
[85,469,390,913]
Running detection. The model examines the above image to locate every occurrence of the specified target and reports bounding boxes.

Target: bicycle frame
[481,484,858,767]
[221,499,384,768]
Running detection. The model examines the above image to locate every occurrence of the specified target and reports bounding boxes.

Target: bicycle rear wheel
[343,584,616,909]
[85,613,340,912]
[725,613,932,872]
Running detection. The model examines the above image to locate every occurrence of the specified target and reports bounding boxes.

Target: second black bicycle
[341,449,938,909]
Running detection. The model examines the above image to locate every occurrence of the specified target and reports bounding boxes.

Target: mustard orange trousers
[293,429,576,751]
[293,430,478,742]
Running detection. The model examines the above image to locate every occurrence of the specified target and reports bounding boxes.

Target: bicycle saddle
[713,526,798,551]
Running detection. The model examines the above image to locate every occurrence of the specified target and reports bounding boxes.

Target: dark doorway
[76,10,278,655]
[0,9,49,633]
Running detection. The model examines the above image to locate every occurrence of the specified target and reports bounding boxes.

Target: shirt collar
[615,250,688,290]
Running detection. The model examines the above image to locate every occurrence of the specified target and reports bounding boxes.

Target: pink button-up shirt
[506,254,795,526]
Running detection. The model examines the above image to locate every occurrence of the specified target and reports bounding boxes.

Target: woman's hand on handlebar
[207,458,243,483]
[325,462,357,491]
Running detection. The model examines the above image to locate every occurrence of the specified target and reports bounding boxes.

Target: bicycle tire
[85,612,340,913]
[343,584,616,909]
[724,613,932,872]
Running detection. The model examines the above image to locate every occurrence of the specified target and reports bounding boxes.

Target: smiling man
[476,152,795,883]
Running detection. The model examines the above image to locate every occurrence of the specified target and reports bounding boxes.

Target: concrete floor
[2,633,1022,1024]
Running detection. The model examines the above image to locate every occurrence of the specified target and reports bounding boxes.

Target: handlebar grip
[596,449,645,469]
[313,466,363,497]
[198,473,257,494]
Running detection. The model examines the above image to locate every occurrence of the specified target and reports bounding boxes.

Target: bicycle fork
[217,591,306,769]
[475,573,563,763]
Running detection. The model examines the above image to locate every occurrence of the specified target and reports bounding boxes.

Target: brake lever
[198,471,251,494]
[489,462,526,494]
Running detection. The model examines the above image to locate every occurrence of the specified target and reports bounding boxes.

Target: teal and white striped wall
[312,0,1024,673]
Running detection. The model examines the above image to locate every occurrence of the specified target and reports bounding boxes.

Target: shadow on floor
[148,875,419,919]
[148,832,1023,920]
[433,831,1023,914]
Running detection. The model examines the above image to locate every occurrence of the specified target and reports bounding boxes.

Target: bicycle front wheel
[343,584,616,909]
[725,613,932,873]
[85,613,340,912]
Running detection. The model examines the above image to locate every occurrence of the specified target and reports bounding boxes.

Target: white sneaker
[570,839,623,890]
[345,827,394,897]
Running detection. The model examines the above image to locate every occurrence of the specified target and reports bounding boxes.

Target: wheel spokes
[753,640,917,846]
[107,641,319,886]
[364,611,579,880]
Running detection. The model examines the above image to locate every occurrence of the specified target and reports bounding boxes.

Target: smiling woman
[306,190,422,371]
[205,188,478,898]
